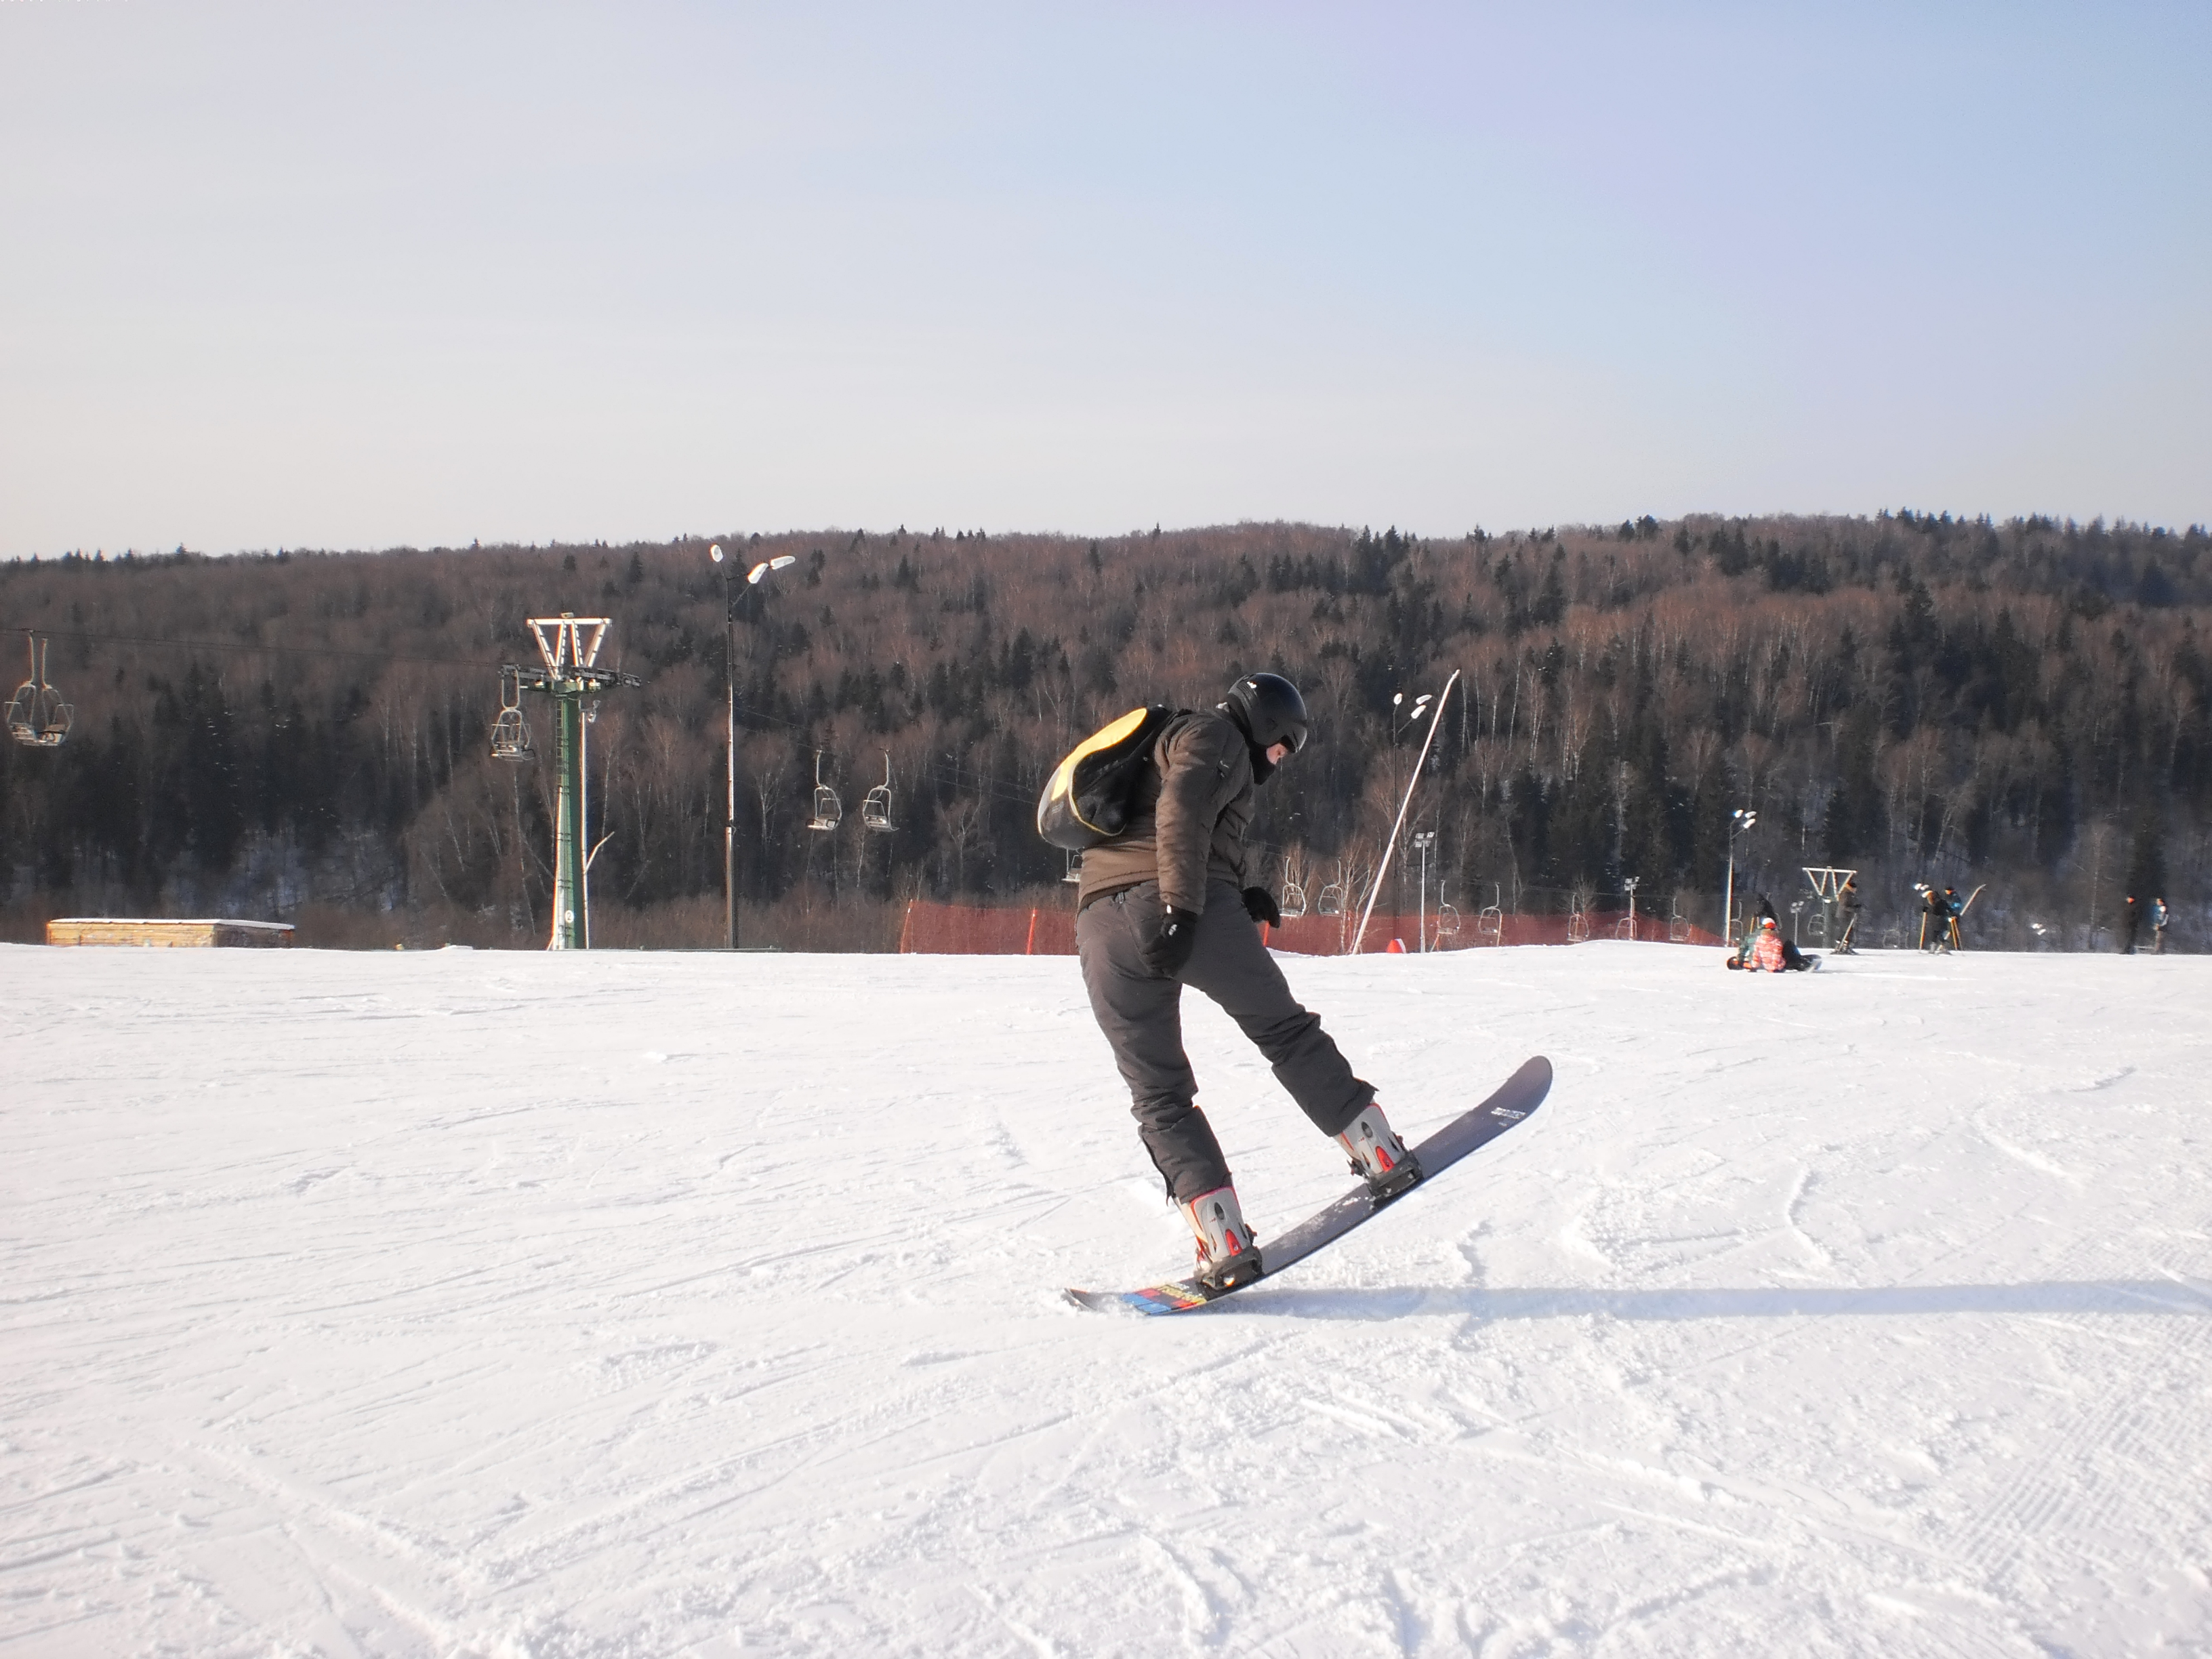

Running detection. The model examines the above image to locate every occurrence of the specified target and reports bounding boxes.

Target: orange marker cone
[1386,937,1406,954]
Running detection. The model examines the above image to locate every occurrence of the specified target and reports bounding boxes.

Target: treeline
[1,510,2206,950]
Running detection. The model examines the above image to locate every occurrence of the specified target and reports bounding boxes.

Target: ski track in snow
[3,942,2211,1656]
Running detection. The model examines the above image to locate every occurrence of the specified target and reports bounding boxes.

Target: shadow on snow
[1215,1279,2212,1321]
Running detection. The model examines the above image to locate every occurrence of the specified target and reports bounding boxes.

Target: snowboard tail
[1066,1054,1553,1315]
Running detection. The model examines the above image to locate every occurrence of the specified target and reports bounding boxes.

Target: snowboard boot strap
[1338,1102,1423,1200]
[1182,1185,1262,1290]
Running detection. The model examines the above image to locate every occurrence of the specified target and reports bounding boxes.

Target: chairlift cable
[0,620,539,674]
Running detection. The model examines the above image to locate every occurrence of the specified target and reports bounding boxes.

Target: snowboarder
[2150,897,2170,954]
[1073,672,1415,1291]
[2122,895,2141,954]
[1741,915,1814,972]
[1835,876,1862,953]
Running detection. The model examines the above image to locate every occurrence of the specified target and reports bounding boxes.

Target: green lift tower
[506,614,638,951]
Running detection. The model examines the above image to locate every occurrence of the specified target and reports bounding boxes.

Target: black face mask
[1223,701,1277,783]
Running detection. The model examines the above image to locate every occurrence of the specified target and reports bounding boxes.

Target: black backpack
[1036,705,1183,851]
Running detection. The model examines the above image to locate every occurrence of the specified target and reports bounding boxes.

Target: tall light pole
[1353,670,1460,955]
[1412,830,1436,951]
[1724,807,1757,943]
[710,544,794,951]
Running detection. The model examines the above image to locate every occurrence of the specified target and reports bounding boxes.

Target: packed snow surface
[4,939,2210,1658]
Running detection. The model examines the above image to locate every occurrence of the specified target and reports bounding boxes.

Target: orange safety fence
[1263,912,1727,953]
[899,900,1077,956]
[897,899,1726,956]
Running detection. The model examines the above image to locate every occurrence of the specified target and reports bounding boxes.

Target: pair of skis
[1066,1056,1553,1315]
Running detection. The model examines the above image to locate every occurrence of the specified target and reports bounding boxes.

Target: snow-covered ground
[3,938,2209,1658]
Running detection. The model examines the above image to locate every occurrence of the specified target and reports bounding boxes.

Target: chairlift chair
[861,752,895,834]
[1316,882,1345,917]
[1063,848,1082,884]
[7,634,73,749]
[1475,882,1503,945]
[808,752,843,832]
[1435,902,1460,939]
[1279,880,1309,920]
[489,667,533,762]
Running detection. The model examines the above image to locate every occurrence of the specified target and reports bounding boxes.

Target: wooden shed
[45,918,295,948]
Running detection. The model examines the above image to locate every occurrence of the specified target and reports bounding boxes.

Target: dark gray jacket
[1077,708,1255,913]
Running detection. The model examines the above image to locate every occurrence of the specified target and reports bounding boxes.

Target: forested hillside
[2,512,2206,950]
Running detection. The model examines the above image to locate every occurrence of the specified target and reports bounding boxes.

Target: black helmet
[1224,672,1309,754]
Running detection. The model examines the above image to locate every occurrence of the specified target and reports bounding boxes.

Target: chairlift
[1435,901,1460,939]
[1568,911,1591,943]
[7,634,74,749]
[1279,880,1309,920]
[1316,882,1345,917]
[808,752,843,832]
[489,666,533,762]
[1063,848,1082,884]
[861,751,894,834]
[1475,882,1503,945]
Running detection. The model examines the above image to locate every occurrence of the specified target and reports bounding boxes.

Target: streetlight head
[710,544,724,564]
[1414,693,1433,708]
[1393,692,1404,705]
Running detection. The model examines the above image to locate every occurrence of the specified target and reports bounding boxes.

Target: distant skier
[2122,895,2141,954]
[1835,876,1862,953]
[1073,672,1416,1291]
[1942,886,1966,951]
[1919,884,1946,951]
[2150,897,2169,954]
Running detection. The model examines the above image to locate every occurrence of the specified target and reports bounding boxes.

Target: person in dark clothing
[2150,897,2170,954]
[2122,895,2141,954]
[1074,672,1415,1290]
[1919,884,1946,950]
[1834,876,1862,952]
[1942,886,1965,951]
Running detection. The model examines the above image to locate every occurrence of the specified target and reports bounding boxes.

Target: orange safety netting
[899,901,1078,955]
[896,900,1725,956]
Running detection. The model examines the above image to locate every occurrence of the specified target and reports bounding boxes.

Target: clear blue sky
[3,1,2206,554]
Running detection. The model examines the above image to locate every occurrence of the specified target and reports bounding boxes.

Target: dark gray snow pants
[1076,879,1372,1202]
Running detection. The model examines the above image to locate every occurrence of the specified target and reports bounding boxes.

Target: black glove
[1140,904,1200,977]
[1241,886,1282,927]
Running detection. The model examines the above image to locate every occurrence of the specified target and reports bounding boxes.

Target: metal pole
[550,688,584,950]
[581,695,592,949]
[724,567,737,951]
[1352,670,1459,956]
[1413,832,1435,951]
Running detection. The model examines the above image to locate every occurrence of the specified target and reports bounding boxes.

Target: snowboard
[1065,1055,1553,1315]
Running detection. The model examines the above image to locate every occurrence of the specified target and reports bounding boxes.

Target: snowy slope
[3,939,2209,1658]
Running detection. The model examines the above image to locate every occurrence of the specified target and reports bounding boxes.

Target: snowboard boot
[1338,1101,1423,1200]
[1182,1185,1262,1290]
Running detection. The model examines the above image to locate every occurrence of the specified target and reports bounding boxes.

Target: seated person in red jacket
[1750,916,1788,971]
